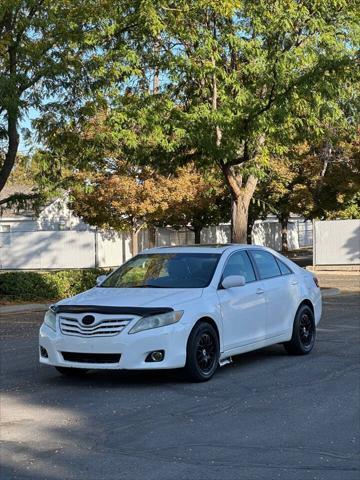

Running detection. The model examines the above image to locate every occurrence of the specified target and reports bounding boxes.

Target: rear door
[249,250,299,339]
[217,250,267,351]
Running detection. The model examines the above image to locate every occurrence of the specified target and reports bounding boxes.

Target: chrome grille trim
[59,315,132,337]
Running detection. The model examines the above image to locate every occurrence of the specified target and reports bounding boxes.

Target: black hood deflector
[53,305,173,317]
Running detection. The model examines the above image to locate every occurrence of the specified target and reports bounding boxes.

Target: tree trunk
[194,226,202,244]
[280,217,289,252]
[220,164,258,245]
[0,42,19,193]
[247,220,254,245]
[148,225,156,248]
[131,230,139,256]
[0,111,19,193]
[232,194,252,244]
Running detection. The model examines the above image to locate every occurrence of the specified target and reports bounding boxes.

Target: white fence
[0,220,313,270]
[313,219,360,266]
[252,220,312,251]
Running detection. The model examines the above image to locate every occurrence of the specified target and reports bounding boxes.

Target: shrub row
[0,269,109,302]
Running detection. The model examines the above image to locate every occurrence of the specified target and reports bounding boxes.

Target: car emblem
[82,315,95,326]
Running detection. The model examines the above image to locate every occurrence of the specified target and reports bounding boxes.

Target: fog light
[145,350,165,362]
[40,346,48,358]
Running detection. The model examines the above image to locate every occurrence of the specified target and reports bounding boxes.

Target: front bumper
[39,322,189,370]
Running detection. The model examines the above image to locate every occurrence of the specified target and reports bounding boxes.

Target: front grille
[59,315,132,337]
[61,352,121,364]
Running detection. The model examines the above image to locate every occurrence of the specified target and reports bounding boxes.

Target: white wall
[0,231,96,269]
[314,219,360,265]
[96,231,126,267]
[251,220,312,250]
[0,219,315,270]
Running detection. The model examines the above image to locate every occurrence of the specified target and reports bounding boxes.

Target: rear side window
[276,258,293,275]
[222,251,256,283]
[251,250,281,280]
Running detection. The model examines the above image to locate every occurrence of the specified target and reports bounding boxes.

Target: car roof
[141,244,263,255]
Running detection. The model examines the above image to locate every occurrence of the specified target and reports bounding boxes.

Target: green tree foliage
[0,0,140,200]
[10,1,358,245]
[257,135,360,251]
[104,0,358,242]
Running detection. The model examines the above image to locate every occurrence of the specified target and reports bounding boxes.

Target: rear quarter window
[276,258,293,275]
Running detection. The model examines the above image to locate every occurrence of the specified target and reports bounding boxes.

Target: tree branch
[218,160,242,199]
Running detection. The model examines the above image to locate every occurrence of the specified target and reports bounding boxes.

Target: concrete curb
[0,303,49,314]
[307,267,360,275]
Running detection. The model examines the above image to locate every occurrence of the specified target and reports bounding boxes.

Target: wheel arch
[298,299,314,314]
[297,299,315,324]
[189,316,221,346]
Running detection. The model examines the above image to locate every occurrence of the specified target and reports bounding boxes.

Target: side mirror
[222,275,246,289]
[96,275,107,286]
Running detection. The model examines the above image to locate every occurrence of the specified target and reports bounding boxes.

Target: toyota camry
[39,244,322,381]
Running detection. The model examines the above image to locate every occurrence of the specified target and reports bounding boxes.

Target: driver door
[217,250,267,352]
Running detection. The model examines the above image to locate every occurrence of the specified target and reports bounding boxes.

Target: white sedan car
[39,244,321,381]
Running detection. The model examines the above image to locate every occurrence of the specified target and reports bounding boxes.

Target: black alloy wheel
[196,332,217,373]
[284,304,316,355]
[299,311,314,348]
[185,322,220,381]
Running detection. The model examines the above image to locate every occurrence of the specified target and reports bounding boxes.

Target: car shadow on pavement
[38,344,288,390]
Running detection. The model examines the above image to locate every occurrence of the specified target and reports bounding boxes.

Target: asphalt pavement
[0,293,359,480]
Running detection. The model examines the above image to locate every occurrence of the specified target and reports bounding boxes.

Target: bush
[0,269,110,303]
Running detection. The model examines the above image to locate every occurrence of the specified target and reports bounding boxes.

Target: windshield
[101,253,221,288]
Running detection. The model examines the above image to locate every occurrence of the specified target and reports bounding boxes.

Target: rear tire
[55,366,88,376]
[284,305,316,355]
[185,322,219,382]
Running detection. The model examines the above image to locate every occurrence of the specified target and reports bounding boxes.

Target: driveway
[1,293,359,480]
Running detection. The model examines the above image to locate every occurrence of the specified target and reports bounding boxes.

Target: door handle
[256,288,264,295]
[290,280,298,286]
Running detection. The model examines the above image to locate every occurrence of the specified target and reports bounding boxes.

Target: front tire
[55,366,88,376]
[185,322,219,382]
[284,305,316,355]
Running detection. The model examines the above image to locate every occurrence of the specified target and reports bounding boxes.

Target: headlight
[44,307,57,331]
[129,310,183,334]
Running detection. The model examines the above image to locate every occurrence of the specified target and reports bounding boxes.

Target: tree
[162,164,229,243]
[260,135,360,251]
[292,138,360,221]
[115,0,358,242]
[0,151,46,212]
[70,164,184,255]
[25,0,358,246]
[70,162,230,253]
[0,0,140,201]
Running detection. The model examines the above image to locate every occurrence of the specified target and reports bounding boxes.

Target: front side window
[222,251,256,283]
[101,253,221,288]
[251,250,281,280]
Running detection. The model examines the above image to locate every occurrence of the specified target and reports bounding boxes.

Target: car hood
[56,287,204,310]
